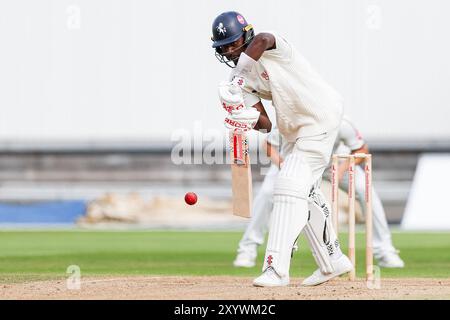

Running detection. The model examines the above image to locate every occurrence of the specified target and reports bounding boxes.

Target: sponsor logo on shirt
[261,71,269,81]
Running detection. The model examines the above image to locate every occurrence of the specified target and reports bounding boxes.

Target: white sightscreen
[0,0,449,143]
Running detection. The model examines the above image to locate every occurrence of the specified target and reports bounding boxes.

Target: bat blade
[230,131,252,218]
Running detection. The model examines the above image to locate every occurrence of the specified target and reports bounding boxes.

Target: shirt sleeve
[339,117,365,151]
[261,32,293,62]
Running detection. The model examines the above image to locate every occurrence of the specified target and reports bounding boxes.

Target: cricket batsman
[212,11,352,287]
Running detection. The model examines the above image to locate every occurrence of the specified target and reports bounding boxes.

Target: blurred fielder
[212,11,352,287]
[233,118,404,282]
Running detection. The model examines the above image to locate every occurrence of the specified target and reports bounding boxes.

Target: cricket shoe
[253,267,289,287]
[376,250,405,268]
[233,252,256,268]
[301,254,354,286]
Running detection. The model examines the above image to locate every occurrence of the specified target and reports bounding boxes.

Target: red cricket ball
[184,192,198,205]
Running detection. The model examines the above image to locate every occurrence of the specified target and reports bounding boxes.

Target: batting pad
[262,154,311,277]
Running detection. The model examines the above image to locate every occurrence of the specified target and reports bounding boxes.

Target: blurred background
[0,0,449,229]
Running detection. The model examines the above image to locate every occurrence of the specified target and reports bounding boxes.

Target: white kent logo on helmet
[216,22,227,36]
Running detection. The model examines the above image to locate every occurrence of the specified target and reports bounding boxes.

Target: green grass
[0,230,449,283]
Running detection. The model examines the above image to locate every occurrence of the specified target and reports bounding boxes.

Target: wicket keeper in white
[324,117,404,268]
[212,11,353,287]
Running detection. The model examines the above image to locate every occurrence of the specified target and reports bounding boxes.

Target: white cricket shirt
[230,32,344,142]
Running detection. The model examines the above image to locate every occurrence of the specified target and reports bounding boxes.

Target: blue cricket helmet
[211,11,254,67]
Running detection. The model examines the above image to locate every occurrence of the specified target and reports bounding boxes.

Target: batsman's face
[221,36,245,63]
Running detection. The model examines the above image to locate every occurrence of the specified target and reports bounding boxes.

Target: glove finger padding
[218,81,245,114]
[224,117,254,131]
[224,107,260,131]
[233,107,260,121]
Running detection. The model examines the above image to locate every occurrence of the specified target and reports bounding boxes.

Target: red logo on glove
[267,255,273,265]
[222,102,244,114]
[225,118,248,129]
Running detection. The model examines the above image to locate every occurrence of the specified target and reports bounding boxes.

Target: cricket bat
[230,130,252,218]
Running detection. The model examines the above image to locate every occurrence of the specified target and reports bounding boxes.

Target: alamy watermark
[366,265,381,289]
[366,4,383,30]
[66,5,81,30]
[66,265,81,290]
[170,121,275,172]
